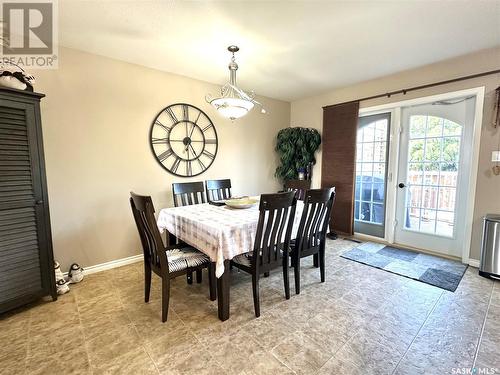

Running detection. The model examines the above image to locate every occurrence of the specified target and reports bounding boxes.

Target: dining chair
[231,191,297,317]
[205,179,232,202]
[130,192,216,322]
[284,179,311,200]
[172,181,206,207]
[289,187,335,294]
[171,181,207,284]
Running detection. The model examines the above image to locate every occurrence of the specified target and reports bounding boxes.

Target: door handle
[398,183,406,188]
[35,200,43,205]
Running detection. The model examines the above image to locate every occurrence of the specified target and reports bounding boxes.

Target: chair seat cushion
[232,248,285,267]
[232,252,253,267]
[289,237,320,251]
[166,247,210,273]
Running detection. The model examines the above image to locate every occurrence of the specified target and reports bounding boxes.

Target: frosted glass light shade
[210,97,254,120]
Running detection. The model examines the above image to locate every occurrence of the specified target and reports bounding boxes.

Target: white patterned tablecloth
[157,200,303,278]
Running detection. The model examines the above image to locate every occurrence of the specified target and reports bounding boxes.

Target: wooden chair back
[172,181,206,207]
[293,188,335,257]
[130,192,168,273]
[206,179,232,201]
[252,191,297,272]
[284,179,311,200]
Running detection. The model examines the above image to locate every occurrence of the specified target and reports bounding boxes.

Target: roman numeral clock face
[150,103,218,177]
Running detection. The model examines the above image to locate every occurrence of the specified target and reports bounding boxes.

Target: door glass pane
[362,143,374,161]
[360,202,371,221]
[426,116,443,137]
[406,207,421,230]
[409,115,426,137]
[408,140,424,162]
[404,115,462,237]
[407,186,422,208]
[438,186,456,210]
[408,163,424,184]
[373,142,386,162]
[420,209,437,233]
[422,187,438,209]
[443,120,462,136]
[442,137,460,163]
[424,139,441,162]
[436,210,454,237]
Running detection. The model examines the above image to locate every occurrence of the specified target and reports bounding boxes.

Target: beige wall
[32,47,290,270]
[291,47,500,261]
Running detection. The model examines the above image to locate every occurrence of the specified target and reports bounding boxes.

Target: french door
[354,112,391,238]
[394,97,476,257]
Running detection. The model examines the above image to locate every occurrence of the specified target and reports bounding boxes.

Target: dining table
[157,197,304,321]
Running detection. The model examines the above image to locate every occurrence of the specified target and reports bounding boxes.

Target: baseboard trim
[70,254,479,274]
[63,254,143,277]
[468,259,480,268]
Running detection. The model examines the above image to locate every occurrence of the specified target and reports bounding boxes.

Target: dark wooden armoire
[0,87,57,313]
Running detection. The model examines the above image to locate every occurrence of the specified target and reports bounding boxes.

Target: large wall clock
[149,103,218,177]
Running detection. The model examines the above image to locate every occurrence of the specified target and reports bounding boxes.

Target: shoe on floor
[67,263,84,284]
[56,278,70,295]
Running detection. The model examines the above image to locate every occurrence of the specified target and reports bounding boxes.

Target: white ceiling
[59,1,500,101]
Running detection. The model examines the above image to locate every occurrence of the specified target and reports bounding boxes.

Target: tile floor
[1,238,499,375]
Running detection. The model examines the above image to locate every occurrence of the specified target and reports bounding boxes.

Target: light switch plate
[492,151,500,162]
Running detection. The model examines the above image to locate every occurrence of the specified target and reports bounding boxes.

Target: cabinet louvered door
[0,97,53,310]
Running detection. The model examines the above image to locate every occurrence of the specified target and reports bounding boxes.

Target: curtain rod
[323,68,500,109]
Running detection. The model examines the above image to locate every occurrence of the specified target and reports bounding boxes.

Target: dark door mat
[340,242,468,292]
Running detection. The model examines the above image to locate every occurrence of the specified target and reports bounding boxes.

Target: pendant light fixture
[206,45,266,121]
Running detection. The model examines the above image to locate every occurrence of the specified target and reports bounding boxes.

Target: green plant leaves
[275,127,321,181]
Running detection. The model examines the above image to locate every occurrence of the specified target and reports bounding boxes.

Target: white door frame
[357,86,485,264]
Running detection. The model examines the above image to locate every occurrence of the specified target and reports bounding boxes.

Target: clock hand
[190,112,201,139]
[189,144,198,157]
[188,124,195,139]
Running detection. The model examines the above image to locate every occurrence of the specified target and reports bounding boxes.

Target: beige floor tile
[394,320,479,374]
[318,353,366,375]
[25,346,91,375]
[86,323,142,366]
[343,328,405,373]
[241,309,296,351]
[296,313,351,356]
[92,347,158,375]
[77,292,122,317]
[475,331,500,370]
[200,330,265,374]
[80,306,131,341]
[0,342,27,375]
[27,325,86,360]
[30,306,80,336]
[1,323,29,354]
[143,327,202,371]
[72,276,115,302]
[271,331,332,374]
[241,351,295,375]
[159,347,226,375]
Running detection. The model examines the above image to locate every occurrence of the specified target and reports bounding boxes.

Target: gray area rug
[341,242,468,291]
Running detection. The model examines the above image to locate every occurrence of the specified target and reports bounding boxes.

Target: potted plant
[275,127,321,181]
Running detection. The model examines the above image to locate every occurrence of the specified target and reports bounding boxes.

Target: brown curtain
[321,101,360,236]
